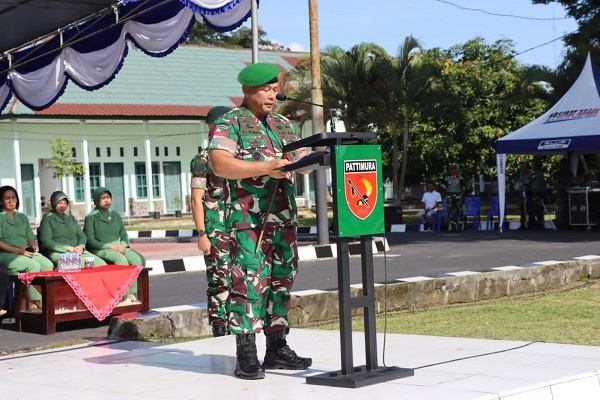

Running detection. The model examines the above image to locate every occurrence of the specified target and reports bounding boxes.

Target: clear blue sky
[247,0,578,69]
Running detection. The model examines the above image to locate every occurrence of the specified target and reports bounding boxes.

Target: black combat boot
[212,325,227,337]
[234,333,265,380]
[262,329,312,370]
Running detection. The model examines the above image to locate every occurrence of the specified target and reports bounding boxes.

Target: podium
[283,132,414,388]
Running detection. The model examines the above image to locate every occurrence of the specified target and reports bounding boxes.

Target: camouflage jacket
[444,175,466,194]
[190,147,225,211]
[208,106,301,230]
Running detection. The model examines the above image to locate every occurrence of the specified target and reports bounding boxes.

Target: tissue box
[57,253,81,272]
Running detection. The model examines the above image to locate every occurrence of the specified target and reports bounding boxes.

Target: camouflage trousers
[205,228,231,326]
[447,193,463,225]
[228,225,298,334]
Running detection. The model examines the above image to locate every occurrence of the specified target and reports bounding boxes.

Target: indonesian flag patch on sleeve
[213,125,228,137]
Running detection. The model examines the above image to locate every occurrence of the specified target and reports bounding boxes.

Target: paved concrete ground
[3,227,600,398]
[2,329,600,399]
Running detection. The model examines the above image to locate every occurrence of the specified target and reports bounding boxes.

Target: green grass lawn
[311,282,600,346]
[140,281,600,347]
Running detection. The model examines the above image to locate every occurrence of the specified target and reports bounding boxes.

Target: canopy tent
[495,53,600,231]
[0,0,254,113]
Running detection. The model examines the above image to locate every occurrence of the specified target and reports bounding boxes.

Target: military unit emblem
[343,159,378,220]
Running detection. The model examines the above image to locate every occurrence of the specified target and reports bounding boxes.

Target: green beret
[237,63,281,86]
[206,106,232,124]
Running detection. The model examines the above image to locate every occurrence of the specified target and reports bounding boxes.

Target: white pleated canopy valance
[0,0,255,113]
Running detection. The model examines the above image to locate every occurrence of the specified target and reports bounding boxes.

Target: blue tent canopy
[495,53,600,231]
[496,54,600,155]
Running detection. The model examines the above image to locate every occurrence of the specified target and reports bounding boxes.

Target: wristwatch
[196,229,206,237]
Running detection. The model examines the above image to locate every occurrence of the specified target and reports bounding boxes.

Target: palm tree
[371,36,435,205]
[319,43,386,132]
[278,43,385,133]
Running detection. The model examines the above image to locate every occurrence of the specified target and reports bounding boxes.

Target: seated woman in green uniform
[84,187,145,302]
[0,185,53,310]
[38,191,106,269]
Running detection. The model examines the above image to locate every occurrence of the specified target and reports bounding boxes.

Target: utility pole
[309,0,329,244]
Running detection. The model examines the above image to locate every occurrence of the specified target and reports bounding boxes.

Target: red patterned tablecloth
[18,265,143,321]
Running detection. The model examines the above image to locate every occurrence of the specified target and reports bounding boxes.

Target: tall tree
[318,43,385,132]
[413,38,550,187]
[531,0,600,89]
[279,43,384,132]
[370,36,437,204]
[185,23,286,50]
[48,138,85,199]
[281,38,550,196]
[49,138,84,180]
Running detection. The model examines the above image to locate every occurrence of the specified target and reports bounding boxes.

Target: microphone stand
[276,94,336,132]
[277,93,333,244]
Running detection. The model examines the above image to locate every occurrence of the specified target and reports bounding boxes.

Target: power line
[515,30,576,58]
[432,0,569,21]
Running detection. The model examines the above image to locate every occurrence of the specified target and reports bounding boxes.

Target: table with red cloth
[14,265,150,334]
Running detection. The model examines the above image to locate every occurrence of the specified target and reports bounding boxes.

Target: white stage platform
[2,329,600,399]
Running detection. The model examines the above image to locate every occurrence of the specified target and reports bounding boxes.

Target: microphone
[276,93,336,132]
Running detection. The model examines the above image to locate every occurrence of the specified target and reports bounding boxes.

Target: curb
[109,254,600,339]
[151,254,600,311]
[127,221,531,241]
[145,237,389,275]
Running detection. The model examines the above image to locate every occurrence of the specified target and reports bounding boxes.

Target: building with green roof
[0,45,310,222]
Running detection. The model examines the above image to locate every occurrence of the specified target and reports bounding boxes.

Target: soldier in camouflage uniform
[190,106,232,337]
[530,161,547,229]
[208,63,312,380]
[444,165,466,232]
[518,162,534,229]
[552,158,576,229]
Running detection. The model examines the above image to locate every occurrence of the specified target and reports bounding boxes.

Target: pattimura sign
[344,159,377,220]
[334,145,384,237]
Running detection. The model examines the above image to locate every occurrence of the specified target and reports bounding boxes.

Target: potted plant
[173,196,183,217]
[152,200,161,219]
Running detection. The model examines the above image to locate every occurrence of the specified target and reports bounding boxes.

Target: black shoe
[263,330,312,370]
[263,346,312,370]
[212,325,227,337]
[234,334,265,380]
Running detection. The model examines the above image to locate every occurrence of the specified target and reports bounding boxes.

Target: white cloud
[288,42,306,52]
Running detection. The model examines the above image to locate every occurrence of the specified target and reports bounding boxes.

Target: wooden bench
[11,267,151,335]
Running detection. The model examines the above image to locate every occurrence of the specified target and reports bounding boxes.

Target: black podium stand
[282,132,414,388]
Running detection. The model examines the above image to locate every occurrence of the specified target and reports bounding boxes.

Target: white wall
[0,118,207,216]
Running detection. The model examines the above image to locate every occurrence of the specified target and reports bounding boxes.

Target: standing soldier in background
[190,106,232,337]
[518,162,534,229]
[444,165,466,232]
[530,161,547,229]
[208,63,311,380]
[552,158,576,229]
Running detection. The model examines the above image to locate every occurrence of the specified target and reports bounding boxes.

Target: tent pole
[497,154,506,233]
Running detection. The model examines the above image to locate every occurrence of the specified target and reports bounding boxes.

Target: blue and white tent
[495,53,600,231]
